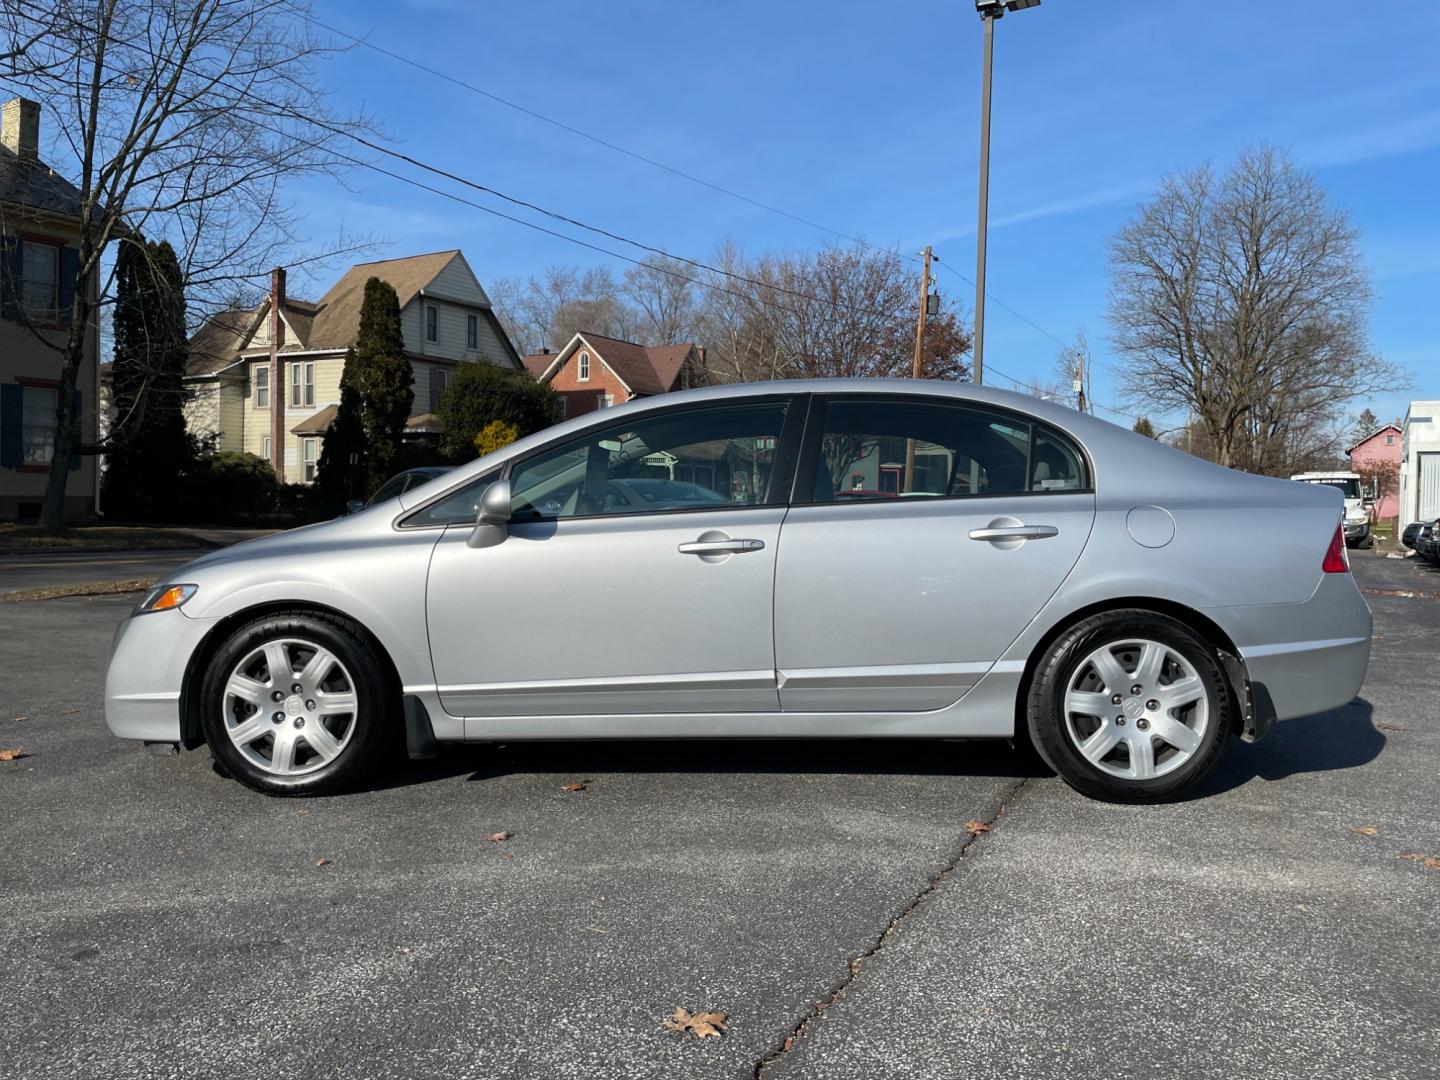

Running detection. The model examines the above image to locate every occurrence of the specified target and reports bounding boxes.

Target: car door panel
[774,494,1094,711]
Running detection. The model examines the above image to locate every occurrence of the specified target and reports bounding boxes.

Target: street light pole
[971,0,1040,387]
[973,11,995,387]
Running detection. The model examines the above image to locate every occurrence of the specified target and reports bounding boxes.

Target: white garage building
[1398,401,1440,528]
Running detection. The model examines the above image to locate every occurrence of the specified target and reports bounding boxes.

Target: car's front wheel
[1026,610,1234,802]
[199,611,394,795]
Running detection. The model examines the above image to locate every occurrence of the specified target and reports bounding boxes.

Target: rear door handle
[678,538,766,555]
[968,525,1059,542]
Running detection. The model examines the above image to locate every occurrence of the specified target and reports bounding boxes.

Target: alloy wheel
[221,637,359,777]
[1062,638,1209,780]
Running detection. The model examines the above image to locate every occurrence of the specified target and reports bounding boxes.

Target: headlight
[135,583,198,614]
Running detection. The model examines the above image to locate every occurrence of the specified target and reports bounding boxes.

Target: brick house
[0,98,99,522]
[522,332,707,419]
[1349,422,1402,524]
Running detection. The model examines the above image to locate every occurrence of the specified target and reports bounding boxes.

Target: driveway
[0,552,1435,1079]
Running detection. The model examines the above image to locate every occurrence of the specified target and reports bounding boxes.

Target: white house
[1397,400,1440,528]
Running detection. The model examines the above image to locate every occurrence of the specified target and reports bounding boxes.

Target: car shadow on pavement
[368,737,1049,792]
[1189,697,1382,798]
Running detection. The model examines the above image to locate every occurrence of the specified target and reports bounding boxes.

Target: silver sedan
[105,380,1371,801]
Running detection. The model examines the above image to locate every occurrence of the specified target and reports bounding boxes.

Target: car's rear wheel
[199,611,394,796]
[1027,610,1233,802]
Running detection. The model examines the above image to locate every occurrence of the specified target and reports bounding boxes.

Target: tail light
[1322,523,1349,573]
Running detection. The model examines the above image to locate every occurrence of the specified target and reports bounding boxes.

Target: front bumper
[105,608,217,743]
[1343,520,1369,542]
[1207,573,1372,725]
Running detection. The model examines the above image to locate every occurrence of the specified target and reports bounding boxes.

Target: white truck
[1290,471,1372,548]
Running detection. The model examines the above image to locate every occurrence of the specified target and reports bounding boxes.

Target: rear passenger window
[809,398,1085,502]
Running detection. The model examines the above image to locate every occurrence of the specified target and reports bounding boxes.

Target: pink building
[1348,423,1402,522]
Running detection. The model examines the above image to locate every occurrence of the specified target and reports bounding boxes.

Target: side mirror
[345,499,365,516]
[468,478,512,549]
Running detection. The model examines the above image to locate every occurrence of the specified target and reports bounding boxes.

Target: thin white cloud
[927,182,1150,244]
[1301,109,1440,169]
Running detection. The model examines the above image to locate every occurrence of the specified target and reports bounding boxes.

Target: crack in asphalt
[753,776,1031,1079]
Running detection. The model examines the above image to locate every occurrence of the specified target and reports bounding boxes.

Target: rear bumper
[105,608,216,743]
[1206,574,1372,725]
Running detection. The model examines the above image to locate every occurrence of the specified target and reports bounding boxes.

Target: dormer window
[577,351,590,382]
[426,305,438,343]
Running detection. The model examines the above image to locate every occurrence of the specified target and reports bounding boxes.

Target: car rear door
[773,393,1096,712]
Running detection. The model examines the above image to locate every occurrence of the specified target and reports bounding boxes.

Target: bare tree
[1,0,370,528]
[624,255,699,345]
[697,242,971,386]
[1107,145,1403,476]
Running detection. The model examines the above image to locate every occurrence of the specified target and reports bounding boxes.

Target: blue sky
[288,0,1440,430]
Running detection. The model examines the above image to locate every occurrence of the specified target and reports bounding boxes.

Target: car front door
[423,395,803,719]
[774,394,1096,712]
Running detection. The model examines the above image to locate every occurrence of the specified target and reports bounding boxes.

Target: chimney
[268,266,287,483]
[1,98,40,160]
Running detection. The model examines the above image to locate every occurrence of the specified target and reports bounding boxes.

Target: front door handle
[678,538,766,555]
[968,525,1059,542]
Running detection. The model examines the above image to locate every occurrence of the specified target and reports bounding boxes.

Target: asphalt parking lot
[2,551,1437,1080]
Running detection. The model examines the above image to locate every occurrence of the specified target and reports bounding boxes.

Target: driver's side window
[509,401,790,520]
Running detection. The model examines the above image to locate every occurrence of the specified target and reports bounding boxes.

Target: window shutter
[59,247,80,327]
[0,384,22,467]
[429,367,442,413]
[69,389,82,470]
[0,236,21,321]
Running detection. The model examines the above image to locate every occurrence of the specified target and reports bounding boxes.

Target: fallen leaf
[1351,826,1378,836]
[1376,722,1404,732]
[663,1007,729,1039]
[12,716,28,722]
[964,820,992,833]
[1402,853,1440,871]
[485,831,511,843]
[561,781,586,792]
[314,857,330,867]
[0,747,26,761]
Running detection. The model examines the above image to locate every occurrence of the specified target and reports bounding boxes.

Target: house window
[430,366,450,412]
[291,362,314,407]
[20,240,61,321]
[1386,434,1395,445]
[302,437,318,483]
[254,365,269,408]
[426,305,438,343]
[262,436,272,461]
[577,351,590,382]
[467,314,478,349]
[21,385,57,465]
[596,393,613,409]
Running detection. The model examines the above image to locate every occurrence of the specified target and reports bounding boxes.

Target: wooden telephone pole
[904,246,933,492]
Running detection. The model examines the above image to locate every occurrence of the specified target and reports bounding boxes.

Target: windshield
[1308,478,1362,499]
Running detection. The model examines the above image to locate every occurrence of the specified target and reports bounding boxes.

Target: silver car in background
[105,379,1371,801]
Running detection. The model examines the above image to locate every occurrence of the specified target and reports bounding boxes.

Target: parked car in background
[1402,520,1425,550]
[1416,521,1440,565]
[347,466,453,515]
[106,380,1372,804]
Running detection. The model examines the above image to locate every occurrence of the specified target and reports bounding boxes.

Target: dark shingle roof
[0,143,85,218]
[533,334,696,396]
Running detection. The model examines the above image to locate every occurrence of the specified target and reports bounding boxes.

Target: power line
[294,2,1085,354]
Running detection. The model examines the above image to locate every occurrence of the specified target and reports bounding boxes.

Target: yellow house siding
[216,380,245,452]
[184,380,220,442]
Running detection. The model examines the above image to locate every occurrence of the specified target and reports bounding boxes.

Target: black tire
[1026,610,1234,802]
[199,610,396,796]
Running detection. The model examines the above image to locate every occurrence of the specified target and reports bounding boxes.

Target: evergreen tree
[103,238,192,520]
[1132,416,1158,439]
[348,277,413,492]
[315,353,367,505]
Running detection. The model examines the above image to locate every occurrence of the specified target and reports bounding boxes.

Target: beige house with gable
[185,250,521,483]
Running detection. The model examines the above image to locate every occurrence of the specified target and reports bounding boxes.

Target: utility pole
[1074,345,1087,414]
[912,245,932,378]
[972,0,1041,386]
[904,246,933,493]
[973,11,995,386]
